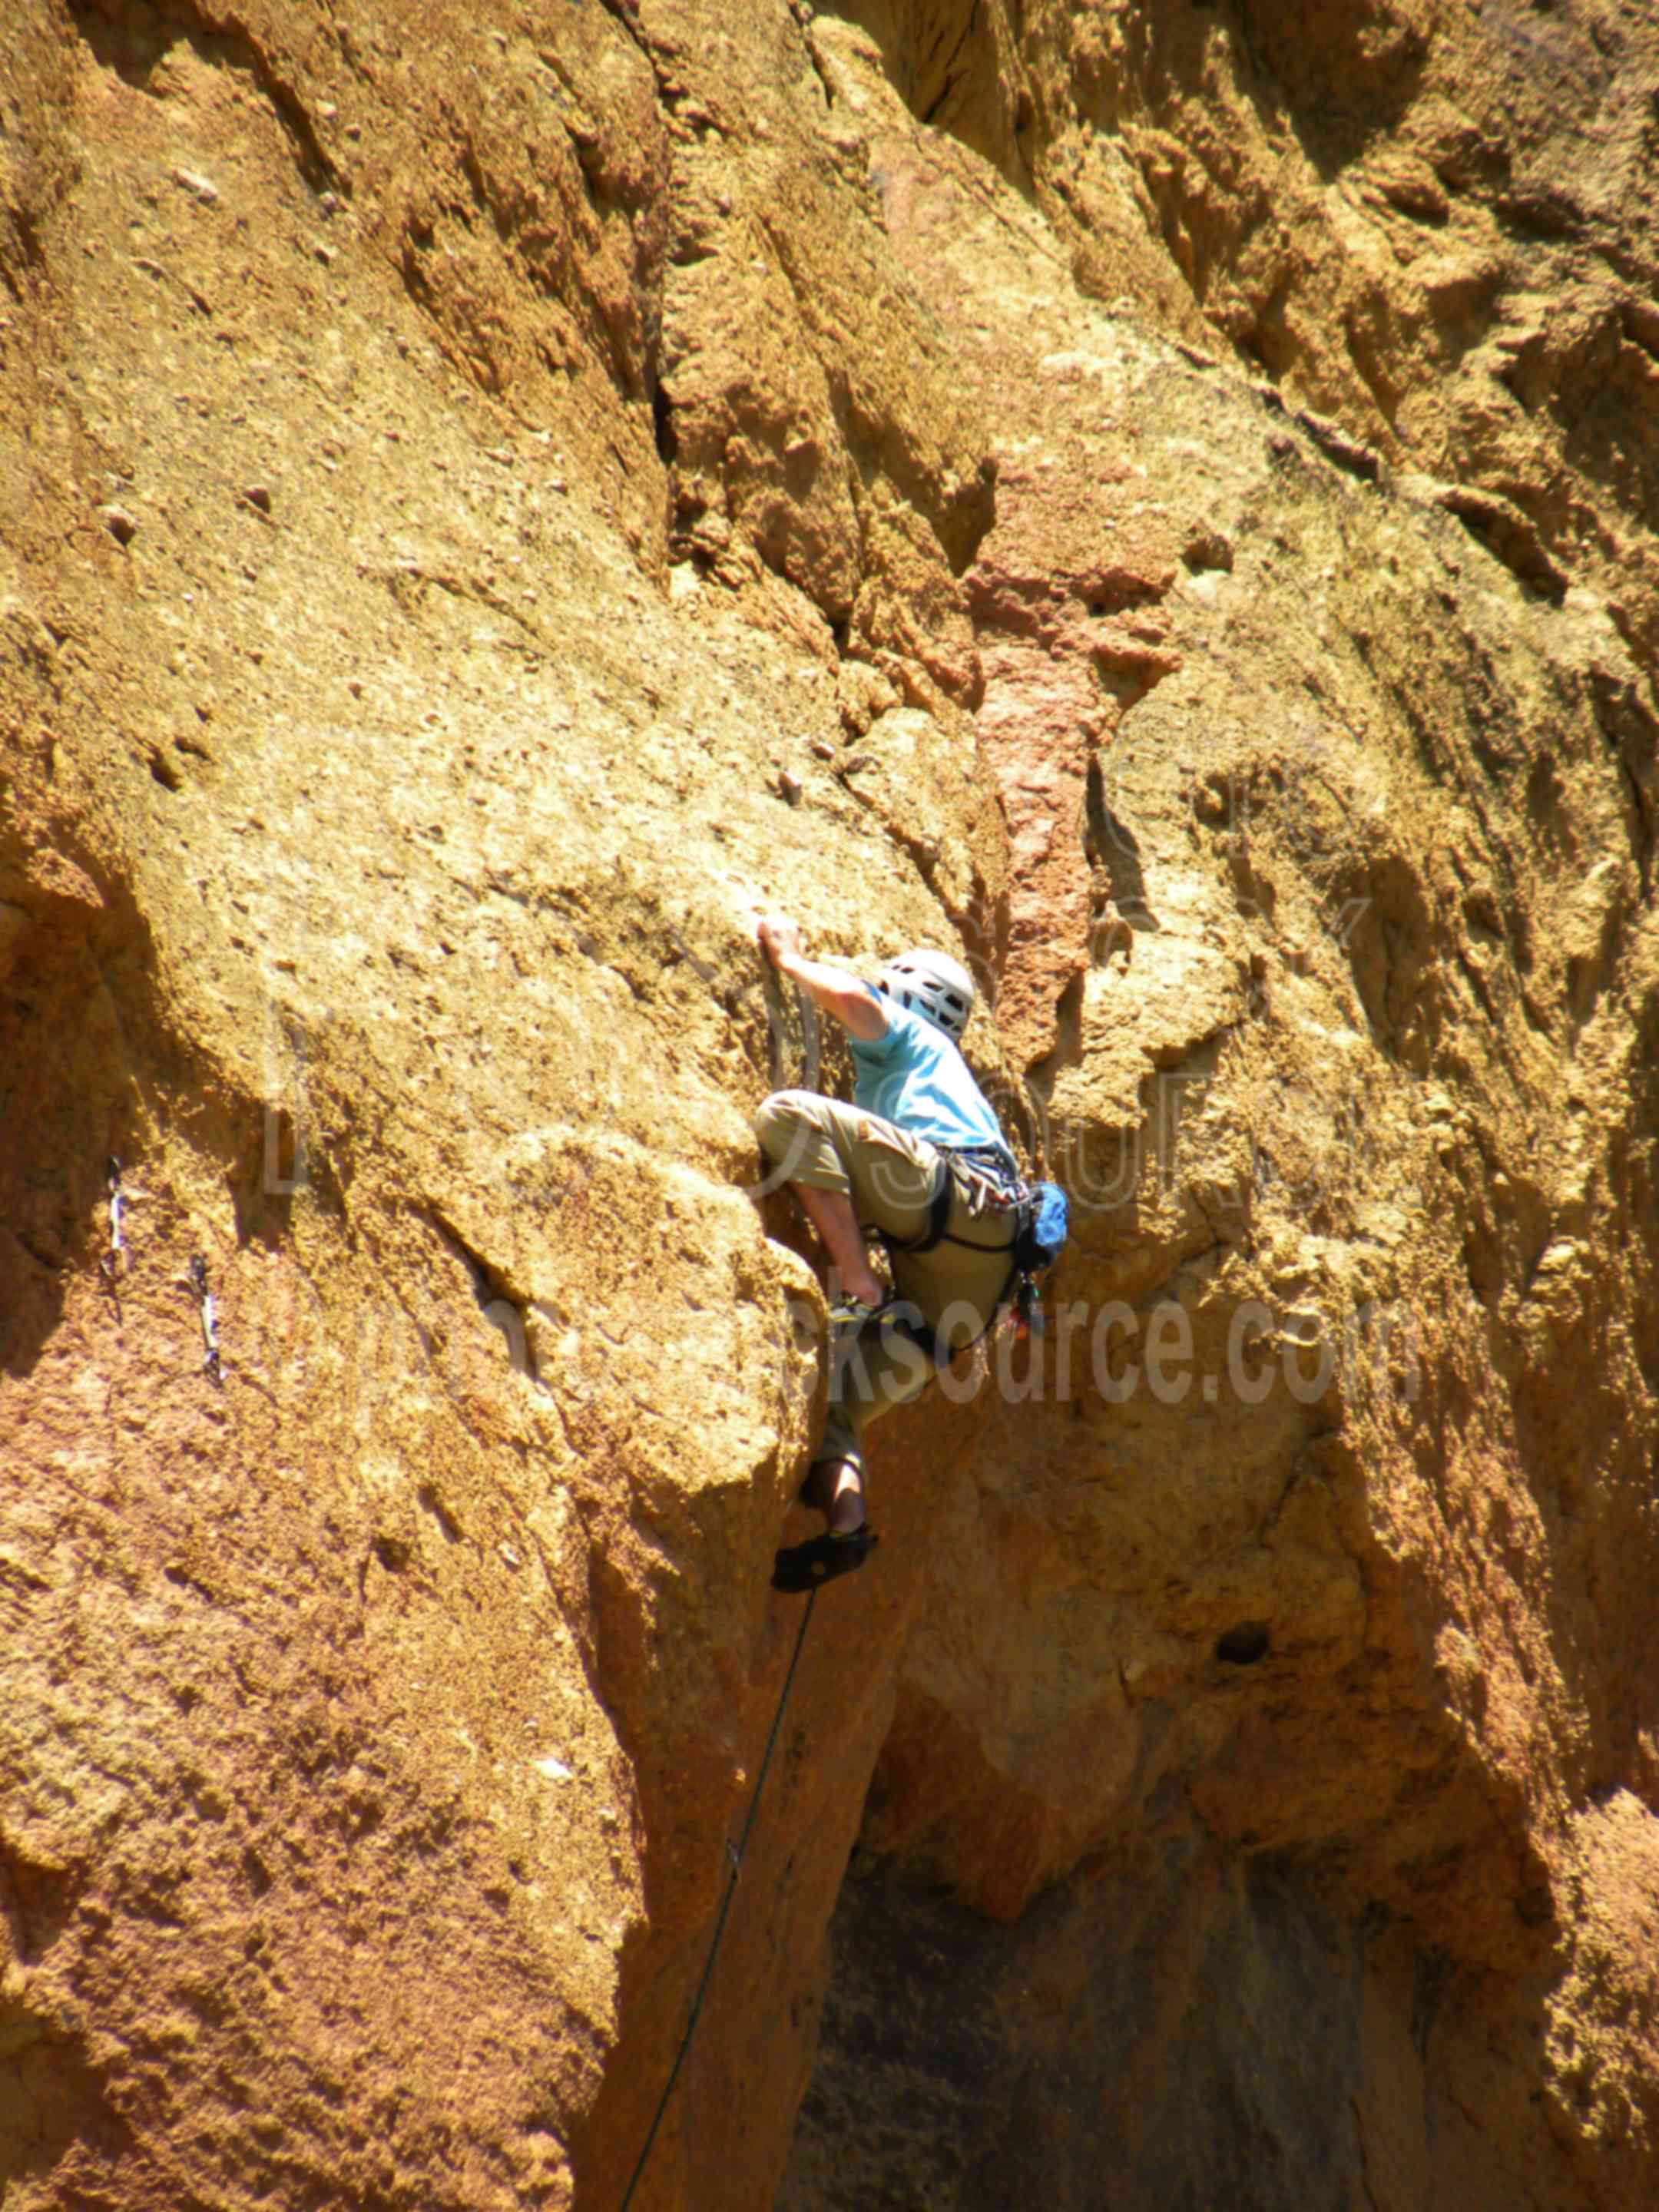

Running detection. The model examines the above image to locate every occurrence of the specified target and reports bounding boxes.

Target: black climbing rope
[618,1588,819,2211]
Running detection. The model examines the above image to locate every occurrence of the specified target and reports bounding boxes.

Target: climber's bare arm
[757,913,889,1041]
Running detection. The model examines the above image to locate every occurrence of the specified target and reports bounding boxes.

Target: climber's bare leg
[790,1181,884,1308]
[826,1458,866,1534]
[801,1453,866,1533]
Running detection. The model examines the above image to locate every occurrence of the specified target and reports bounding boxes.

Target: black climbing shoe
[771,1525,877,1594]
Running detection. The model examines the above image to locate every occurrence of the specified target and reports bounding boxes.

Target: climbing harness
[867,1144,1070,1341]
[99,1156,127,1285]
[869,1144,1015,1266]
[188,1253,222,1382]
[618,1590,819,2211]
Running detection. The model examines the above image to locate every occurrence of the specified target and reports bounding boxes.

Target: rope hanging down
[618,1588,819,2211]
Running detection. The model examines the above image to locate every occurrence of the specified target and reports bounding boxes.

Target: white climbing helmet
[876,948,976,1042]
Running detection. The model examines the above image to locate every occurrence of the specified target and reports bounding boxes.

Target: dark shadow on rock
[1086,754,1161,935]
[779,1839,1572,2212]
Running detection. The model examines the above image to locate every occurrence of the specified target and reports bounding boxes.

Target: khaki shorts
[755,1089,1018,1472]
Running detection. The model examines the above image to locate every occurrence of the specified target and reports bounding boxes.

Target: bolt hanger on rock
[99,1154,127,1285]
[188,1253,222,1382]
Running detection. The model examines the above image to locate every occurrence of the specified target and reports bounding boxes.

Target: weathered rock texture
[2,3,1657,2210]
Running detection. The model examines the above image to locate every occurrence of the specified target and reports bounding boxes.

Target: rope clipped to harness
[618,1589,818,2211]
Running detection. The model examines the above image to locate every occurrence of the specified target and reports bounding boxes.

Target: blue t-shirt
[849,992,1010,1158]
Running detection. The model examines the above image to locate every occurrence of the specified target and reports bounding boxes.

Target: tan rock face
[2,5,1657,2212]
[843,0,1659,669]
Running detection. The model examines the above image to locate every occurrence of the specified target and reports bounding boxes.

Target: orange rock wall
[2,4,1657,2210]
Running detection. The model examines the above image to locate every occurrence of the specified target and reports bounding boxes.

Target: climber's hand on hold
[758,912,802,970]
[757,912,886,1038]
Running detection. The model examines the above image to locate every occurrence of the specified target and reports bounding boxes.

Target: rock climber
[755,912,1025,1594]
